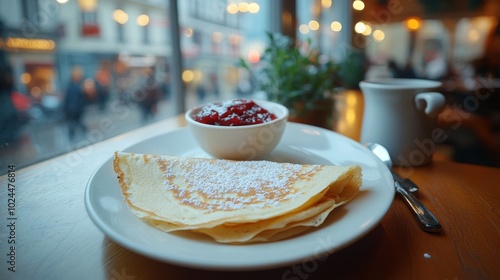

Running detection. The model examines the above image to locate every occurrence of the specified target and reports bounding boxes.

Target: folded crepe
[113,152,362,243]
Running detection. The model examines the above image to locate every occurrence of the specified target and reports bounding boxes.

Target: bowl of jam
[185,99,289,160]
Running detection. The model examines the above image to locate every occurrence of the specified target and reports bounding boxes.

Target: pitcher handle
[415,92,446,118]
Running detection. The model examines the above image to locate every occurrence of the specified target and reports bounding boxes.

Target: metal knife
[391,171,419,193]
[394,181,442,233]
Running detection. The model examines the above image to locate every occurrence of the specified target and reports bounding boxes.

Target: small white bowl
[185,99,289,160]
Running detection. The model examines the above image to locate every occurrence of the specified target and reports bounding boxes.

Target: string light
[248,2,260,13]
[227,2,260,14]
[227,4,238,14]
[238,2,249,13]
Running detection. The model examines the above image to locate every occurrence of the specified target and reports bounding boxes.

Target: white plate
[85,122,394,271]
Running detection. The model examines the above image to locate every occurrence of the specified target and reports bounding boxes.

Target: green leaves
[242,32,337,109]
[337,50,366,89]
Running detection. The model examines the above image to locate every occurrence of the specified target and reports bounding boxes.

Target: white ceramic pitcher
[360,79,446,167]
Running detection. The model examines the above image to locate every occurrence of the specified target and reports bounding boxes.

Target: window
[138,13,150,44]
[1,0,499,173]
[113,8,127,43]
[0,0,272,173]
[21,0,40,24]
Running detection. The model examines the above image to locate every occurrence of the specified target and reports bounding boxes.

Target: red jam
[193,99,277,126]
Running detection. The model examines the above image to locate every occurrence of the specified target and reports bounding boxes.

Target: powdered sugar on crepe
[161,158,320,212]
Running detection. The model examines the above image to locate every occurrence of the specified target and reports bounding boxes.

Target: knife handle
[395,182,442,233]
[391,171,419,193]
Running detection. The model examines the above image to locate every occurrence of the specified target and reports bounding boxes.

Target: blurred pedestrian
[196,83,207,101]
[95,68,110,112]
[161,72,171,100]
[64,66,87,140]
[136,67,161,123]
[388,59,417,78]
[422,39,448,80]
[210,73,219,97]
[82,77,97,103]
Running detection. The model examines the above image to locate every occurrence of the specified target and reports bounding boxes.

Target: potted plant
[240,32,338,128]
[336,49,366,90]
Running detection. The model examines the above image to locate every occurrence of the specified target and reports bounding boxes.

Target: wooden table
[1,115,499,280]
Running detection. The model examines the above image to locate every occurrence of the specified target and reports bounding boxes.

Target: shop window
[137,13,150,44]
[113,8,128,43]
[79,0,100,37]
[81,11,100,37]
[21,0,40,24]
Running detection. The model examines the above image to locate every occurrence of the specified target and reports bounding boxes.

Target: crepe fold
[113,152,362,243]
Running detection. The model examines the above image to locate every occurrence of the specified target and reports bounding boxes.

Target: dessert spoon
[366,142,419,193]
[366,142,442,233]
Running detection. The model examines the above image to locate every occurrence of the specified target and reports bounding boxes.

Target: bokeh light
[362,24,372,36]
[212,32,223,43]
[406,17,421,30]
[353,0,365,11]
[308,20,320,31]
[113,9,129,25]
[468,29,480,42]
[238,2,249,13]
[136,14,150,27]
[20,73,31,84]
[354,21,366,34]
[322,0,332,8]
[248,2,260,13]
[227,4,238,14]
[373,30,385,42]
[330,21,342,32]
[182,70,194,83]
[247,49,261,63]
[299,24,310,34]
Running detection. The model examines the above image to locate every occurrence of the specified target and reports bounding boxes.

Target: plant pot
[288,99,334,129]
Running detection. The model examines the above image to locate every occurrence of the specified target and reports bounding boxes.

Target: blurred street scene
[0,91,224,174]
[0,0,263,173]
[1,0,499,174]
